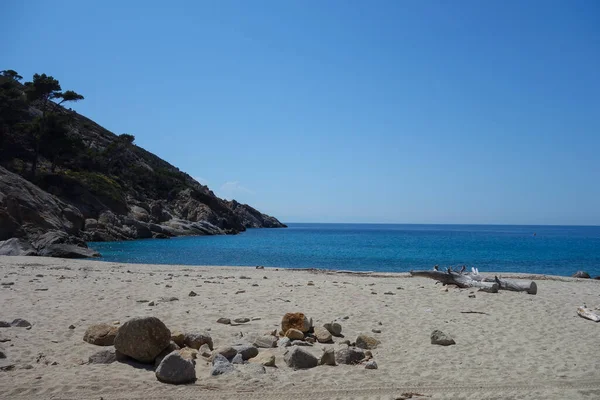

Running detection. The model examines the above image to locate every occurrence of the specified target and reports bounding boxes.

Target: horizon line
[279,222,600,227]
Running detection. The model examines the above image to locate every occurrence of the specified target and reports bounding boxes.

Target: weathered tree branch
[409,269,499,293]
[410,268,538,295]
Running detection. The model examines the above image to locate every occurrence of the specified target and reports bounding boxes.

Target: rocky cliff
[0,72,286,257]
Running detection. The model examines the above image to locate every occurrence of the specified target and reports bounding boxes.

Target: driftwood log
[577,306,600,322]
[410,269,499,293]
[410,268,537,295]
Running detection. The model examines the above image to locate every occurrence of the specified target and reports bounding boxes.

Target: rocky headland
[0,71,285,258]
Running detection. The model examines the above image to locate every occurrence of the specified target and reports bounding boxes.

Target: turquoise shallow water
[89,223,600,277]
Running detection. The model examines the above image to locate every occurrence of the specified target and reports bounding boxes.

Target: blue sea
[89,223,600,277]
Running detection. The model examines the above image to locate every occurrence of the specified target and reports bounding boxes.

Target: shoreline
[1,256,599,399]
[79,255,594,281]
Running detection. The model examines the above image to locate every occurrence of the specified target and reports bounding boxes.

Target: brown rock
[356,334,380,350]
[171,330,185,347]
[211,346,238,361]
[281,312,311,333]
[184,332,213,350]
[285,328,304,340]
[83,323,119,346]
[249,351,276,367]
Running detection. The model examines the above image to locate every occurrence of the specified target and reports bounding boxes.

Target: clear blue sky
[4,0,599,225]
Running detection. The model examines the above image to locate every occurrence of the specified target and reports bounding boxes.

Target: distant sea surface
[89,223,600,277]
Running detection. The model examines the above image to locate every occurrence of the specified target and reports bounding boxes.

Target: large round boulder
[114,317,171,363]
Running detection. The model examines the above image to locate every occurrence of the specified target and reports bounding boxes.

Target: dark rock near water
[572,271,591,279]
[225,200,287,229]
[0,238,38,256]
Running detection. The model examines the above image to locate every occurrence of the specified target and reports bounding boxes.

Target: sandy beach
[0,255,599,400]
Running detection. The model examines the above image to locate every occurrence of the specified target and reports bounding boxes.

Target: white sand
[1,256,599,400]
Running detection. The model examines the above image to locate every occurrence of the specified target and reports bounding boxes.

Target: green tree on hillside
[23,73,84,176]
[0,70,29,161]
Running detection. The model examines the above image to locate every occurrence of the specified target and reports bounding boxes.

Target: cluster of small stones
[77,310,389,384]
[278,312,381,370]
